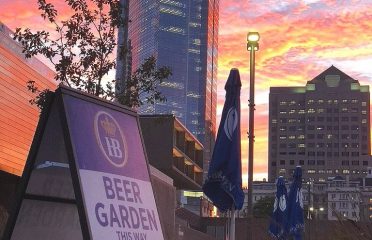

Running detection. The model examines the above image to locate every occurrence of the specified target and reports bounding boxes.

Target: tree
[14,0,170,110]
[117,55,171,108]
[253,196,275,218]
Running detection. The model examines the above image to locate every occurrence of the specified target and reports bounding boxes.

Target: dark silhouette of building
[129,0,219,179]
[269,66,371,182]
[140,115,204,190]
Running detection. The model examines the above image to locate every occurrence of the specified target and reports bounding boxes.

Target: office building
[0,22,56,176]
[129,0,219,178]
[139,115,204,190]
[269,66,371,182]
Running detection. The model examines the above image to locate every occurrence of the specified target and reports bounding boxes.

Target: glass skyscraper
[129,0,218,177]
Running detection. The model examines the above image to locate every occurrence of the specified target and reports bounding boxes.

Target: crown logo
[101,116,117,137]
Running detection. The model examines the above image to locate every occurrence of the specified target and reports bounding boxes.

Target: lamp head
[247,32,260,42]
[247,32,260,51]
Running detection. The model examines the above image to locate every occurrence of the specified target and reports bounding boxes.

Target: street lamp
[247,31,259,240]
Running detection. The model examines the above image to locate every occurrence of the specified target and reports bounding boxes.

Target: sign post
[4,86,165,240]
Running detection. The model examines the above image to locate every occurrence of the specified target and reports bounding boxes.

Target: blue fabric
[202,68,244,212]
[286,166,305,239]
[269,176,288,239]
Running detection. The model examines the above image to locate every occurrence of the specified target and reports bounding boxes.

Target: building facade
[139,115,204,190]
[129,0,218,178]
[0,22,56,176]
[269,66,371,182]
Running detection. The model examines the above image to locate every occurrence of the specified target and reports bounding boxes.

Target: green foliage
[117,56,172,108]
[253,196,275,218]
[14,0,170,111]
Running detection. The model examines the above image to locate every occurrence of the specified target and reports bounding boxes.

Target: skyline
[1,0,372,185]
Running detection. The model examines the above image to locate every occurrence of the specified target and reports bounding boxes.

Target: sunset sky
[1,0,372,185]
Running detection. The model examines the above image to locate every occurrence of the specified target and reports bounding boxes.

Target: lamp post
[246,31,259,239]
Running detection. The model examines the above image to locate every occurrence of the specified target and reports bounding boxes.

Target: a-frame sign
[3,86,165,240]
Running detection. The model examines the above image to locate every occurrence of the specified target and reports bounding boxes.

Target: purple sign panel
[63,95,164,240]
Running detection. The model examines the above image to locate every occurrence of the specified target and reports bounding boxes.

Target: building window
[342,160,349,166]
[290,160,295,165]
[362,101,367,106]
[342,170,350,174]
[280,160,285,165]
[341,117,348,122]
[317,125,325,130]
[271,161,277,166]
[308,108,315,113]
[317,117,325,121]
[363,161,368,166]
[288,143,296,148]
[308,160,315,165]
[352,161,359,166]
[317,160,325,165]
[308,152,315,156]
[317,143,325,148]
[307,170,316,174]
[299,160,304,165]
[351,152,359,157]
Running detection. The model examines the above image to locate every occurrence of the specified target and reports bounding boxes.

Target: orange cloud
[218,1,372,183]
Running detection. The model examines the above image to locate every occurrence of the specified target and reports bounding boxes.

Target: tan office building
[269,66,371,182]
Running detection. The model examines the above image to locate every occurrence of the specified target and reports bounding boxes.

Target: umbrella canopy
[202,68,244,212]
[286,166,305,239]
[269,176,288,239]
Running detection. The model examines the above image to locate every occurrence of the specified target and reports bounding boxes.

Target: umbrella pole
[229,204,236,240]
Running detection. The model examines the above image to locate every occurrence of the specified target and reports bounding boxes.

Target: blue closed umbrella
[269,176,288,239]
[202,68,244,212]
[286,166,305,239]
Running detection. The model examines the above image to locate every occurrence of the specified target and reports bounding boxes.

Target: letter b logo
[104,137,123,158]
[94,111,128,167]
